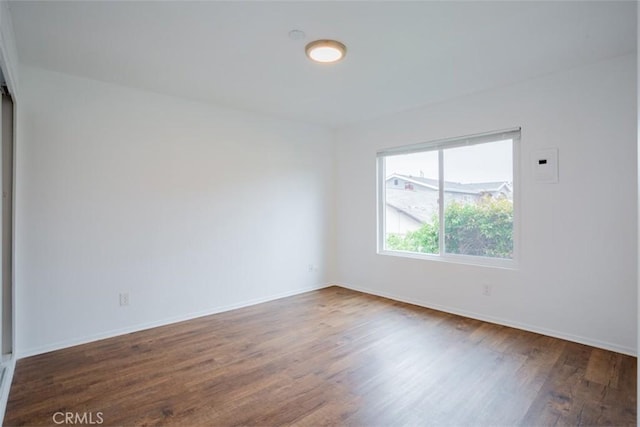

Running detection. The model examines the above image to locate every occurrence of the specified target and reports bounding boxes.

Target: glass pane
[384,151,439,254]
[443,139,513,258]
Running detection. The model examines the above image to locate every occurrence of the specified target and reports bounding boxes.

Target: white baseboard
[19,281,635,359]
[335,282,637,357]
[19,283,333,359]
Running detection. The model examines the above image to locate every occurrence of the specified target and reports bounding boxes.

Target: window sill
[377,249,518,270]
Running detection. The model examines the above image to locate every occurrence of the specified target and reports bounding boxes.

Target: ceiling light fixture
[305,40,347,64]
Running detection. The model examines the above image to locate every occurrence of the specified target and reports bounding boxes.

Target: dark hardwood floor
[4,286,636,426]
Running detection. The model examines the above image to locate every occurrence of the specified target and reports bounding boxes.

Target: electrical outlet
[119,292,130,306]
[482,284,492,297]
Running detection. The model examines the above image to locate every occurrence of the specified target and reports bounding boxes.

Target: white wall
[16,66,334,356]
[334,54,638,355]
[14,55,638,357]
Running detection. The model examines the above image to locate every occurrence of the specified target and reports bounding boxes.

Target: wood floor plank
[4,286,636,426]
[585,348,621,388]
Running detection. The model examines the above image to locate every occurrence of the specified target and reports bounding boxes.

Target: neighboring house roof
[386,188,434,224]
[387,174,511,195]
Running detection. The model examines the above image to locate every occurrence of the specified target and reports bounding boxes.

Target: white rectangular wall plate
[532,148,558,183]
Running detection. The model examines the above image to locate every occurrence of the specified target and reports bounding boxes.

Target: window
[377,128,519,267]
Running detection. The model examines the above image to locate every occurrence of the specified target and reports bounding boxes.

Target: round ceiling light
[305,40,347,63]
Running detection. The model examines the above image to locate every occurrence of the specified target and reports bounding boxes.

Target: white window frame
[376,128,520,269]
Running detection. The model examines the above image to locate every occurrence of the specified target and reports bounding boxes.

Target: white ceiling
[8,1,637,128]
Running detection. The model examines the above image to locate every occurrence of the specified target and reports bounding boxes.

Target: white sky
[385,139,512,183]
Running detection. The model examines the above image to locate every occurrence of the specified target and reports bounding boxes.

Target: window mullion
[378,157,386,251]
[438,149,445,255]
